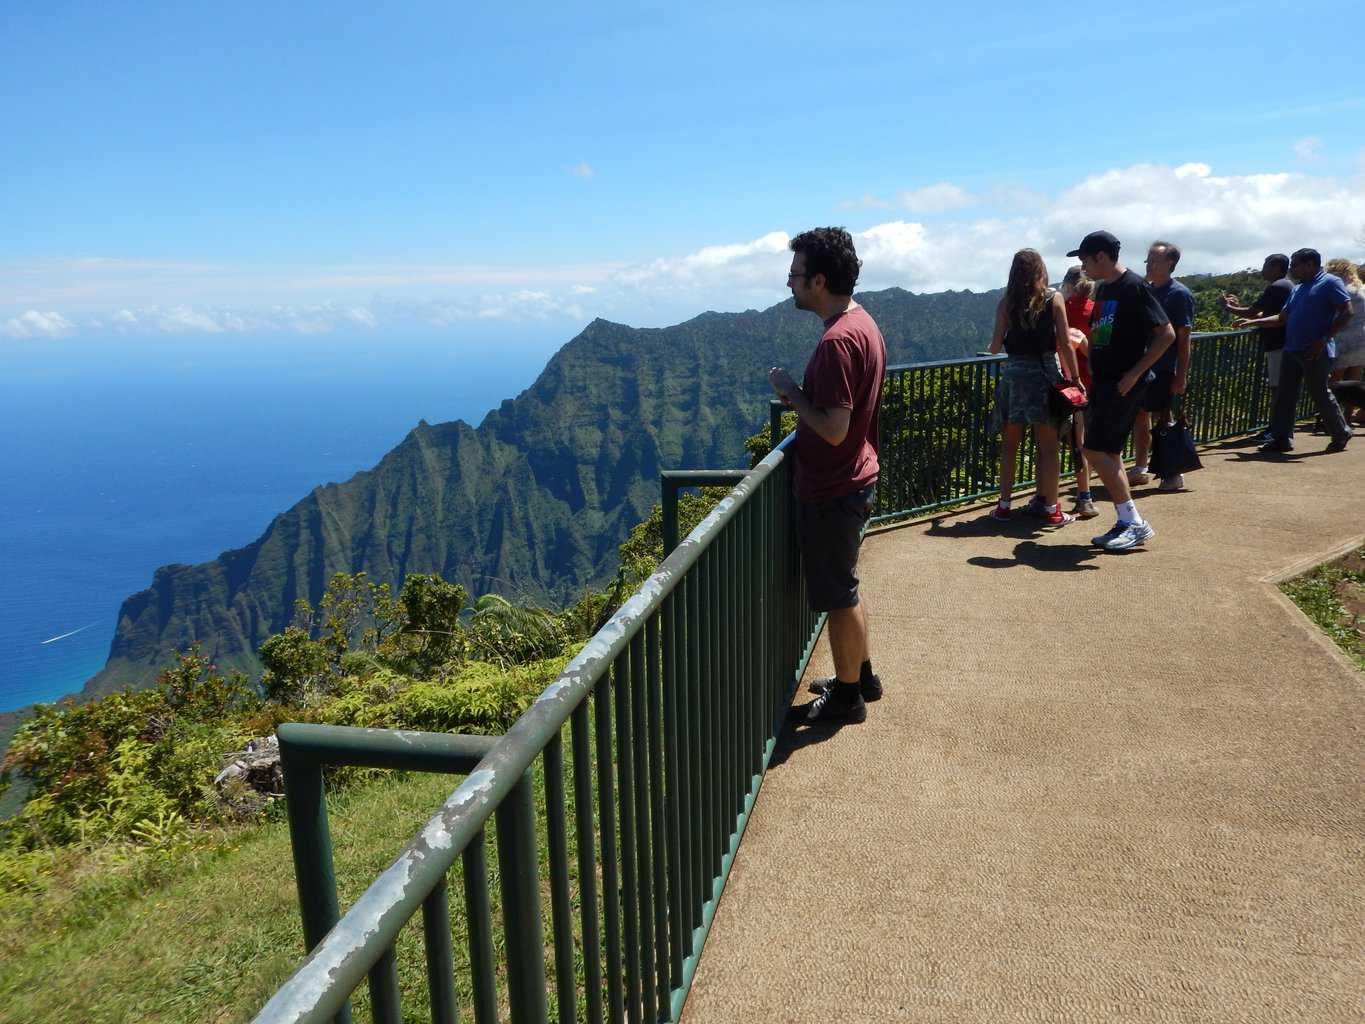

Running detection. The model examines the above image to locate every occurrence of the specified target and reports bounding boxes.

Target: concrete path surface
[682,435,1364,1023]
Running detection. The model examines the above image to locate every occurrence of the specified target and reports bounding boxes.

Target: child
[1061,267,1099,520]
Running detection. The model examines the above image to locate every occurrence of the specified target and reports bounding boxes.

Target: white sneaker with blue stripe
[1094,520,1155,551]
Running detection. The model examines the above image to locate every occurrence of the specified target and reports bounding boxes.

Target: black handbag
[1048,379,1088,420]
[1149,397,1202,478]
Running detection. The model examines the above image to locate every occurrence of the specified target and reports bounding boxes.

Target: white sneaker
[1158,474,1185,492]
[1127,468,1151,485]
[1102,521,1156,551]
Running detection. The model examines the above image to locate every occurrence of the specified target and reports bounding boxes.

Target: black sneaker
[1257,438,1293,454]
[787,688,867,725]
[806,674,883,701]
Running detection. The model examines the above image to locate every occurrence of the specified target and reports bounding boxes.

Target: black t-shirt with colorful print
[1088,269,1170,382]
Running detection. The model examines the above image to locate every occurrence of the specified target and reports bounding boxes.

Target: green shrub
[317,655,571,734]
[465,594,568,668]
[1,650,256,849]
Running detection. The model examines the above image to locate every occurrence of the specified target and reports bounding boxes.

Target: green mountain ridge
[80,285,1010,698]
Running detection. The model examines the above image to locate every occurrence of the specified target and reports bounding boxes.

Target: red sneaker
[1044,505,1075,526]
[989,503,1012,522]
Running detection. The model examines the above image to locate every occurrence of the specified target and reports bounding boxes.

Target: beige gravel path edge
[681,434,1364,1024]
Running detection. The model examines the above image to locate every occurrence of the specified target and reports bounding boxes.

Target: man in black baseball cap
[1067,230,1121,260]
[1069,230,1175,551]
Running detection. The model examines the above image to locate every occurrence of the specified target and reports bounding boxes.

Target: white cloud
[566,161,596,179]
[896,182,977,214]
[1293,136,1322,162]
[1,309,75,339]
[105,303,383,336]
[10,161,1365,336]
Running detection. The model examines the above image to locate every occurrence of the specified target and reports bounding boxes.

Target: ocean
[0,329,560,712]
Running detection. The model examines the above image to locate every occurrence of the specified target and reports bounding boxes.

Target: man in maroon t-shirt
[768,227,886,725]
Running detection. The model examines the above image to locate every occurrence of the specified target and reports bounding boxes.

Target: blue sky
[3,1,1364,340]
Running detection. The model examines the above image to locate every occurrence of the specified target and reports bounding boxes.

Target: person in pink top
[1061,266,1099,519]
[768,227,886,725]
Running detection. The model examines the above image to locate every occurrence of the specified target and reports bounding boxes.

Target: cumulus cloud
[10,161,1365,336]
[594,161,1365,305]
[2,309,75,339]
[566,161,596,179]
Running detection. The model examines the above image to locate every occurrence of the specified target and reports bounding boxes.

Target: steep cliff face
[84,287,1001,697]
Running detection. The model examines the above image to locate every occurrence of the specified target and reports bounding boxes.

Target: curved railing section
[254,434,824,1024]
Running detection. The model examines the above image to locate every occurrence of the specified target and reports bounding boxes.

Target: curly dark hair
[790,227,861,296]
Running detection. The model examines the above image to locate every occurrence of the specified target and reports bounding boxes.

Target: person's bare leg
[827,603,867,683]
[998,423,1023,504]
[1133,410,1151,470]
[1086,449,1132,506]
[1074,417,1090,496]
[1033,423,1061,505]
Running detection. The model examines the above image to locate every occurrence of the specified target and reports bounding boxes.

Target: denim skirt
[990,354,1064,431]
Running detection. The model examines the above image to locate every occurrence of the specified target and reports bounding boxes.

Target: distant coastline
[0,330,555,718]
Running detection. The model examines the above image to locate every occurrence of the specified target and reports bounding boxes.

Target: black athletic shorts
[795,484,875,612]
[1084,375,1150,456]
[1140,369,1175,413]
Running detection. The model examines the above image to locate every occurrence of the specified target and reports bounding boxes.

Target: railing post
[770,399,784,451]
[662,475,681,557]
[421,879,459,1024]
[497,770,549,1024]
[279,737,351,1024]
[662,471,749,557]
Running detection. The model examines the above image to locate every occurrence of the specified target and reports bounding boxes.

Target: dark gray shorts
[796,484,875,612]
[1084,375,1149,455]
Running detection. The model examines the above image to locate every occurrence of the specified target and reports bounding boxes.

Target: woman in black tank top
[987,249,1082,526]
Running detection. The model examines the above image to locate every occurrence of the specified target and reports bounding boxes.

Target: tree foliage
[1,650,257,851]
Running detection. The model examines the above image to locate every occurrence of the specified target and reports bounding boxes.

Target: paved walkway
[684,435,1364,1023]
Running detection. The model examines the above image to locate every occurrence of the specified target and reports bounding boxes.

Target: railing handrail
[882,328,1253,376]
[253,434,796,1024]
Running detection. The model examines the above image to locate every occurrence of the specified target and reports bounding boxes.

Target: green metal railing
[254,434,824,1024]
[868,329,1304,523]
[256,328,1288,1024]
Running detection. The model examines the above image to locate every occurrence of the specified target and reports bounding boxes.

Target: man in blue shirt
[1238,248,1354,453]
[1131,240,1195,490]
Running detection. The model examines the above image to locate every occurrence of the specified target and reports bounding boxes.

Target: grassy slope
[0,771,466,1024]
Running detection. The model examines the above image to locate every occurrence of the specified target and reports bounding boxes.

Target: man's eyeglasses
[787,271,808,281]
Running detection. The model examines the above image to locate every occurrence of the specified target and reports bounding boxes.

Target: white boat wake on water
[40,623,97,645]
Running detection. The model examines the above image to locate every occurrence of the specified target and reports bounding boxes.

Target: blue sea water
[0,329,561,712]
